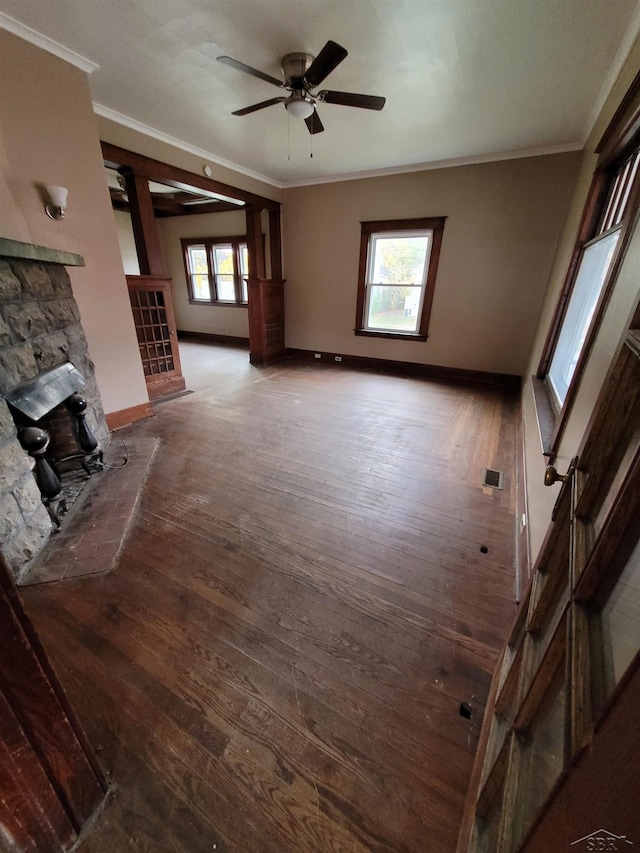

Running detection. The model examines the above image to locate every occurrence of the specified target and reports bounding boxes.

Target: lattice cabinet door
[126,276,186,399]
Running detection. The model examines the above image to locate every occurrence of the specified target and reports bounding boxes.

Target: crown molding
[93,103,583,190]
[280,143,584,188]
[0,12,99,73]
[582,0,640,146]
[93,104,282,189]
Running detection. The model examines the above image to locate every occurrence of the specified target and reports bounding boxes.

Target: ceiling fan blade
[304,40,348,88]
[319,90,386,110]
[305,109,324,135]
[217,55,283,88]
[232,97,286,116]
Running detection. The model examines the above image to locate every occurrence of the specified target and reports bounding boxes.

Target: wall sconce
[45,185,68,220]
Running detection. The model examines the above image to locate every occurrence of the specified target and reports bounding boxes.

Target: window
[355,218,445,340]
[536,72,640,452]
[182,237,249,305]
[547,228,621,407]
[547,150,638,409]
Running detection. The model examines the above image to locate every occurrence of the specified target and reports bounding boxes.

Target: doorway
[102,143,284,398]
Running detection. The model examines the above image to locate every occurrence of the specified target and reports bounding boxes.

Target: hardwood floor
[20,343,520,852]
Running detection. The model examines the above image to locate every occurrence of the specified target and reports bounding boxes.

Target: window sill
[354,329,428,342]
[188,300,248,308]
[531,375,557,457]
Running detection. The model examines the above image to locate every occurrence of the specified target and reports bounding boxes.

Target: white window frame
[363,230,432,335]
[355,217,446,341]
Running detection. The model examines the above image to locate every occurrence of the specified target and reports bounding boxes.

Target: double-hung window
[355,218,445,340]
[182,237,249,305]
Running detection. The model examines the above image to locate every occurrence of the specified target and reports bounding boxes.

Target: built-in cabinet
[126,275,185,399]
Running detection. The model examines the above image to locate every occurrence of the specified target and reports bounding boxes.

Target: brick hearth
[20,436,158,585]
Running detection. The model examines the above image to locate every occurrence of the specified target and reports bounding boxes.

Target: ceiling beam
[108,187,244,218]
[155,201,246,217]
[102,141,280,211]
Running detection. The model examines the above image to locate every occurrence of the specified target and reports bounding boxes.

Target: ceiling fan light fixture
[285,97,315,119]
[220,41,384,136]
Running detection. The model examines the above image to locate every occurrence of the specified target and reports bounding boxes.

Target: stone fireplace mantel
[0,238,108,580]
[0,236,85,267]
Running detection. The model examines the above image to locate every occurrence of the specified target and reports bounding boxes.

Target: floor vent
[483,468,504,489]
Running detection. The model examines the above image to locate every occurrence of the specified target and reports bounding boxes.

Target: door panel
[0,556,106,850]
[600,536,640,693]
[459,327,640,851]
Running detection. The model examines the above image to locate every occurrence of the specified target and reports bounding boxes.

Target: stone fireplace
[0,239,108,580]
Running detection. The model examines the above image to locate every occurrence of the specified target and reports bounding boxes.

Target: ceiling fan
[217,40,385,134]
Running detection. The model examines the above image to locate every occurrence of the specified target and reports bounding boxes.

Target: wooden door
[127,275,186,400]
[459,326,640,851]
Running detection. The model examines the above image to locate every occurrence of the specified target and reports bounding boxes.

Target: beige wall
[113,210,140,276]
[281,153,581,375]
[157,211,249,337]
[0,30,148,416]
[522,36,640,559]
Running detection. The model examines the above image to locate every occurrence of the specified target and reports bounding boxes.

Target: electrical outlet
[335,355,342,362]
[314,353,321,359]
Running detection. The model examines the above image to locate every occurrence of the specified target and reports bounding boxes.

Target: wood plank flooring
[20,343,520,852]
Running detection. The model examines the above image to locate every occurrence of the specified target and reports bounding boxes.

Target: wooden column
[245,207,266,280]
[246,206,286,365]
[0,556,106,851]
[121,169,167,276]
[268,208,283,281]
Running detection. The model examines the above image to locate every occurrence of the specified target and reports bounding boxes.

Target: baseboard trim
[285,348,521,388]
[515,406,531,602]
[177,330,249,348]
[106,402,154,430]
[250,350,287,366]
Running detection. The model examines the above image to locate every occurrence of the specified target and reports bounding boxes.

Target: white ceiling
[2,1,639,187]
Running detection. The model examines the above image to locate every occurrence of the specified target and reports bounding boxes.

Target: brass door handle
[544,464,568,487]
